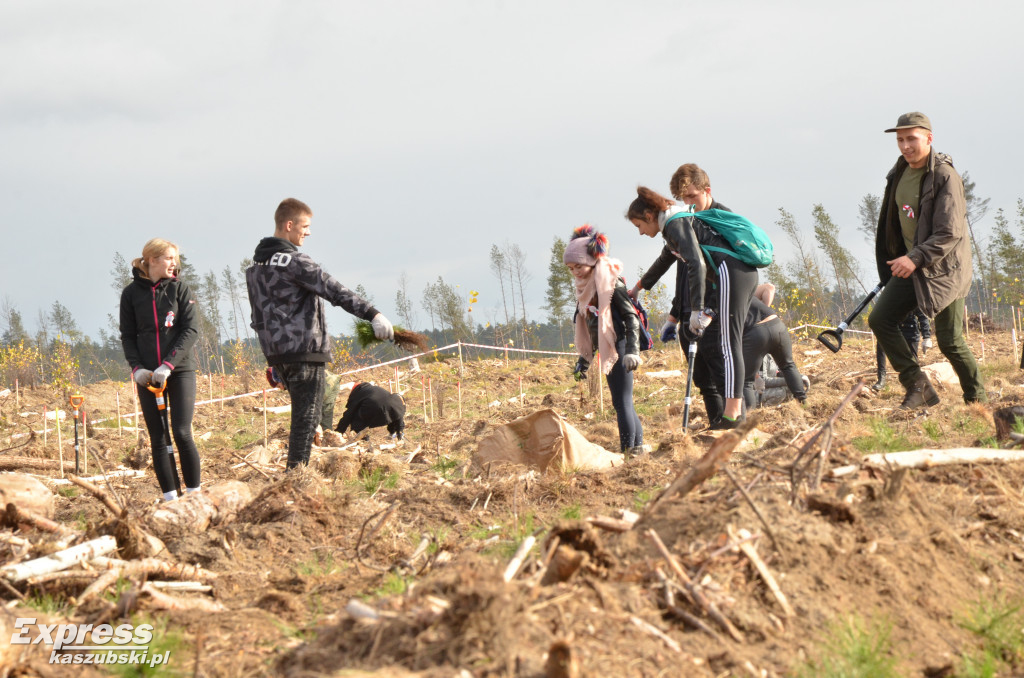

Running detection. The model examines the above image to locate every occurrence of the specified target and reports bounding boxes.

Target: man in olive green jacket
[867,112,985,408]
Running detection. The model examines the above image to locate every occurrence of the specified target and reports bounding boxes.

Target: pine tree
[542,237,574,347]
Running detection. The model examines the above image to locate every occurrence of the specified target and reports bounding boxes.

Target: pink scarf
[573,257,622,375]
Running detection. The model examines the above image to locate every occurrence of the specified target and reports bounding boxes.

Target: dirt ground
[2,326,1024,677]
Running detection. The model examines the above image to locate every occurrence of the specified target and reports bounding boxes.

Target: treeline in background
[2,175,1022,396]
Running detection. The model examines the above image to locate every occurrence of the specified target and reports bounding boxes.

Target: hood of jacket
[253,237,297,263]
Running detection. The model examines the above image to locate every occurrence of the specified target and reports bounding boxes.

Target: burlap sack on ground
[472,408,622,473]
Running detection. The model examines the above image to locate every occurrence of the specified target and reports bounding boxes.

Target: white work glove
[133,369,153,387]
[922,337,933,353]
[371,313,394,341]
[627,284,642,301]
[621,354,642,372]
[688,310,713,336]
[151,364,172,388]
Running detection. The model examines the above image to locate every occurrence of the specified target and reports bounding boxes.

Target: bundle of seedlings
[354,320,429,353]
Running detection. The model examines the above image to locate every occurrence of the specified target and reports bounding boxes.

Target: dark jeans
[606,339,643,452]
[867,275,985,403]
[278,362,326,468]
[876,308,932,369]
[137,370,201,492]
[742,317,805,409]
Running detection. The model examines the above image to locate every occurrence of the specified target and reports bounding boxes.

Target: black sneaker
[899,373,940,409]
[709,414,744,430]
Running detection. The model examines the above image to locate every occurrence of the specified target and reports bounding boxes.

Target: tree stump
[0,473,54,519]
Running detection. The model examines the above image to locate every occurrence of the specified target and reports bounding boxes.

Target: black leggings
[714,258,758,401]
[606,338,643,452]
[137,370,201,492]
[742,317,805,409]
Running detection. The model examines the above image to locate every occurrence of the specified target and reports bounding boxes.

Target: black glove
[573,357,590,382]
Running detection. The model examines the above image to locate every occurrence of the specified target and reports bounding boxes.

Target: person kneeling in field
[335,382,407,441]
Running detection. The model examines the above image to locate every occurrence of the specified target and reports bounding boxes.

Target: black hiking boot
[900,373,940,410]
[871,369,887,392]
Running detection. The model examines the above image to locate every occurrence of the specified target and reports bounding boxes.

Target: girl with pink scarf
[564,226,645,456]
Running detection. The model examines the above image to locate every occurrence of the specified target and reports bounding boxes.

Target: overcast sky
[2,1,1022,344]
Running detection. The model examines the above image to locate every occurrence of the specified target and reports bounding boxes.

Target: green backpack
[667,208,775,269]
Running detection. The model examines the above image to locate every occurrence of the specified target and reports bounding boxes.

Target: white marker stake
[55,407,64,478]
[263,389,269,447]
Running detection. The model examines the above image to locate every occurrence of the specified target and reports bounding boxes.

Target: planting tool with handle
[147,383,182,497]
[817,284,884,353]
[69,394,84,473]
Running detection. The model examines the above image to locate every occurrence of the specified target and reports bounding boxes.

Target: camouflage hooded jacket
[246,237,379,365]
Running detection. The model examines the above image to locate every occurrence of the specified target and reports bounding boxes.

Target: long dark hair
[626,186,675,221]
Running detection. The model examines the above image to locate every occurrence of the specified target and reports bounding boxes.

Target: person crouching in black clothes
[335,382,407,440]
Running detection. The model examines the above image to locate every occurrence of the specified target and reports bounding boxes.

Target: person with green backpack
[629,164,733,426]
[627,186,765,430]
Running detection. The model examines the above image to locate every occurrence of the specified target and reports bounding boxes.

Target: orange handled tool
[69,394,85,473]
[147,383,182,496]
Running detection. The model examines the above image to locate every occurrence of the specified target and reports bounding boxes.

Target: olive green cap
[885,111,932,133]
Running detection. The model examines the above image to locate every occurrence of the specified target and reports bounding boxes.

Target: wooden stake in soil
[14,378,18,409]
[42,406,48,450]
[81,407,88,474]
[116,391,122,439]
[262,389,268,447]
[428,377,435,421]
[208,373,213,403]
[458,380,462,419]
[458,341,464,376]
[519,375,524,404]
[979,309,987,361]
[421,377,428,423]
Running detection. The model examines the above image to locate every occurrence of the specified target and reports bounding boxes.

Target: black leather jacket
[574,278,641,358]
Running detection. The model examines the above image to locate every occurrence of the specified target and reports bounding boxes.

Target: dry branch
[722,468,781,554]
[790,380,863,499]
[503,534,537,582]
[0,457,76,472]
[728,525,794,618]
[4,502,75,536]
[645,529,743,642]
[140,581,225,612]
[89,556,219,581]
[68,475,123,517]
[862,448,1024,470]
[2,535,118,582]
[643,417,757,521]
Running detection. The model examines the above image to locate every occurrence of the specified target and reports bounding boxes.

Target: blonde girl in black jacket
[119,238,201,501]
